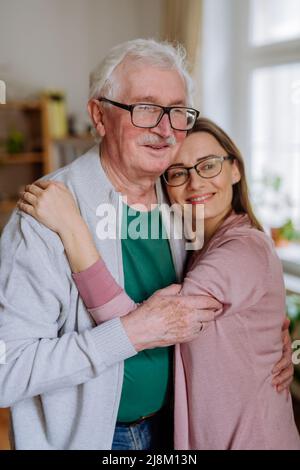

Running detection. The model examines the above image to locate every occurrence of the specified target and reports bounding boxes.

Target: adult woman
[18,118,300,449]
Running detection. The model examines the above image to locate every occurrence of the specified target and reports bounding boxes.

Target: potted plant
[252,175,293,246]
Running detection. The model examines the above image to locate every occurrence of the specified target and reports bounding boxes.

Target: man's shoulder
[41,145,100,185]
[0,147,100,251]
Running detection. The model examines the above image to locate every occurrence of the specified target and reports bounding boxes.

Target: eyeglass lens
[132,104,196,130]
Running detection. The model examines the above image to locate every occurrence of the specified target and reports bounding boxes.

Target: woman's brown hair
[189,117,264,232]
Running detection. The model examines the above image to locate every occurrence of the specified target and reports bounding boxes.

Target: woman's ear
[231,160,241,185]
[87,99,106,138]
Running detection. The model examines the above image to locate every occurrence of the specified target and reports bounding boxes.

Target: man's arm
[0,212,217,407]
[73,258,294,384]
[72,257,222,336]
[0,212,136,408]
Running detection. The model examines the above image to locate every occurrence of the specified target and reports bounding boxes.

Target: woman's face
[166,132,241,225]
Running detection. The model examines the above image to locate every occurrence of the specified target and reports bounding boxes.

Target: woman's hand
[18,180,100,273]
[17,180,82,237]
[272,317,294,394]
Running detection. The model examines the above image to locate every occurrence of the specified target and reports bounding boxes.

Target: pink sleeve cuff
[89,291,137,324]
[72,258,123,309]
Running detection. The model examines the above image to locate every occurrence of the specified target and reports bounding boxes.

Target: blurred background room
[0,0,300,450]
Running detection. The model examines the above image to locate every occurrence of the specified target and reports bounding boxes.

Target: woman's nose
[187,168,203,190]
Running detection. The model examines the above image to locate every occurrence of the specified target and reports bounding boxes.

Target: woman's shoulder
[212,214,273,249]
[219,225,271,248]
[185,219,279,306]
[202,214,277,267]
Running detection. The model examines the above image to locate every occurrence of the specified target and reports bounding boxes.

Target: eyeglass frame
[97,97,200,131]
[163,155,235,187]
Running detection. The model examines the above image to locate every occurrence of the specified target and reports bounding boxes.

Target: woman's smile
[185,193,216,204]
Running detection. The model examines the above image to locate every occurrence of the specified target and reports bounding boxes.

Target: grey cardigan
[0,146,185,449]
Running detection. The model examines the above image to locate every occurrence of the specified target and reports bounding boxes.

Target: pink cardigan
[72,212,300,450]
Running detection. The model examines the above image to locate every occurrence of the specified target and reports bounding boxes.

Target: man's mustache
[137,134,177,146]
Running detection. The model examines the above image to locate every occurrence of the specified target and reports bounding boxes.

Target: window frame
[232,0,300,172]
[232,0,300,277]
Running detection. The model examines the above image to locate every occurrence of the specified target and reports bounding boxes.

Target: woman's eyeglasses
[163,155,234,187]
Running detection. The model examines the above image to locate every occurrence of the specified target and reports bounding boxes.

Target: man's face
[99,62,188,178]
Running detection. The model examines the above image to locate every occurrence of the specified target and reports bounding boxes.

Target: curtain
[162,0,203,74]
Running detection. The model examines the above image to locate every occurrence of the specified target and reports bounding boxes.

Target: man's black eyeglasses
[98,97,199,131]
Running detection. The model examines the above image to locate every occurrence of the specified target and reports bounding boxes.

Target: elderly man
[0,39,293,450]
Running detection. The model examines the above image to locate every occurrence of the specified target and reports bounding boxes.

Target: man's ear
[87,99,106,138]
[231,160,241,185]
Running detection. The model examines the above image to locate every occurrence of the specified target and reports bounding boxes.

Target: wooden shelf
[0,408,10,450]
[0,101,42,111]
[52,134,94,143]
[0,153,43,164]
[0,99,51,231]
[0,199,17,213]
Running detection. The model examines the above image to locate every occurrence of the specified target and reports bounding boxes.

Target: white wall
[201,0,236,139]
[0,0,163,128]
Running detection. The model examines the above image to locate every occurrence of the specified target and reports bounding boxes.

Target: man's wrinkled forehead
[112,58,188,105]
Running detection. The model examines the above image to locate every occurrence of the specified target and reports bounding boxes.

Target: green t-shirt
[117,204,177,422]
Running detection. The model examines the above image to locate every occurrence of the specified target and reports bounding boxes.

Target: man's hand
[121,284,221,352]
[272,317,294,393]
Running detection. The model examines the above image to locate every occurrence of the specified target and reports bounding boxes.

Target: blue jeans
[111,409,173,451]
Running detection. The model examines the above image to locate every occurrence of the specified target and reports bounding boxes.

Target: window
[246,0,300,232]
[201,0,300,280]
[250,0,300,45]
[201,0,300,233]
[251,63,300,227]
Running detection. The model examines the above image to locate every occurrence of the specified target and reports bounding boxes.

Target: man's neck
[100,150,158,210]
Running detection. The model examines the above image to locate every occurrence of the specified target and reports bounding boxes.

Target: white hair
[89,39,194,140]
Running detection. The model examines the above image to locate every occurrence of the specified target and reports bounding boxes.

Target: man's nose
[152,112,172,137]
